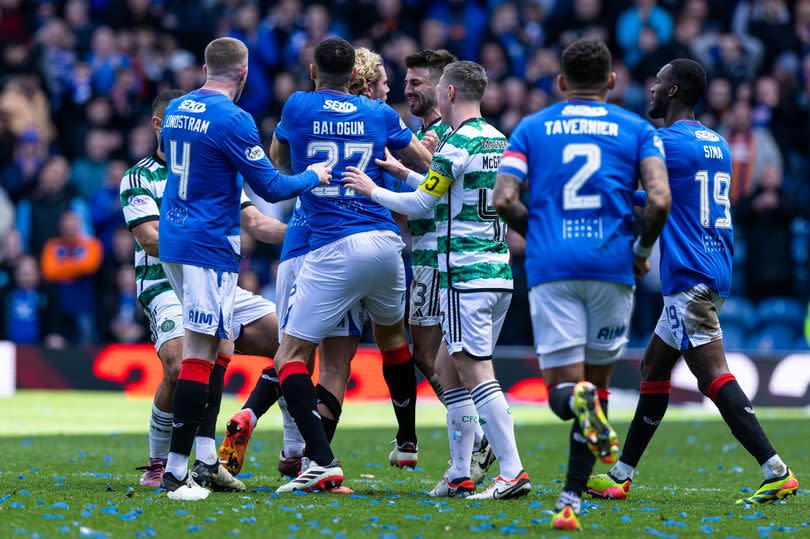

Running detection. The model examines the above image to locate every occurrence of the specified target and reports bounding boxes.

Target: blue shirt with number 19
[159,89,320,273]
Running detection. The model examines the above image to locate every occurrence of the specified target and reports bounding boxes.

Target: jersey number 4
[562,143,602,210]
[695,170,731,229]
[170,140,191,201]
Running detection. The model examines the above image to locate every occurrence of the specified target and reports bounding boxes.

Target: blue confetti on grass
[10,502,25,509]
[703,517,722,523]
[176,509,189,516]
[645,527,677,539]
[51,502,70,510]
[240,517,256,524]
[186,526,200,532]
[472,515,492,521]
[235,473,252,479]
[620,516,631,523]
[100,507,118,515]
[700,524,714,533]
[42,514,65,520]
[641,507,660,512]
[19,490,31,496]
[743,513,765,520]
[663,520,687,528]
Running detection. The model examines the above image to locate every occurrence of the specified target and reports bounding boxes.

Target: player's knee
[639,356,672,382]
[315,384,342,422]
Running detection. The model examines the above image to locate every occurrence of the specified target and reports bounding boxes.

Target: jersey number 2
[170,140,191,201]
[695,171,731,229]
[562,143,602,210]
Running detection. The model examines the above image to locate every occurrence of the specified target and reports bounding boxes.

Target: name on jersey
[544,119,618,137]
[312,121,365,136]
[164,114,210,134]
[482,154,502,169]
[323,99,358,113]
[704,145,724,159]
[561,105,608,117]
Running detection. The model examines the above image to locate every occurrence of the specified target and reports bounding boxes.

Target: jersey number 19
[695,170,731,229]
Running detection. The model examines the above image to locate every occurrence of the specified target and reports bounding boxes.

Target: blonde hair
[349,47,384,96]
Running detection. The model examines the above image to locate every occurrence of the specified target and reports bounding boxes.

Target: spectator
[0,187,13,241]
[101,265,145,343]
[90,160,128,255]
[0,256,61,345]
[0,72,55,143]
[0,230,24,289]
[2,128,46,202]
[723,100,783,205]
[616,0,673,69]
[16,156,92,256]
[70,129,113,199]
[734,165,797,300]
[40,211,103,344]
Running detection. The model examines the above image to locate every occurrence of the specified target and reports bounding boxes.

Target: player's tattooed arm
[131,220,160,257]
[494,173,528,238]
[240,205,287,244]
[638,156,671,249]
[392,133,433,173]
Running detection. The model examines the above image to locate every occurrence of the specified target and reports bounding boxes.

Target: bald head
[204,37,248,80]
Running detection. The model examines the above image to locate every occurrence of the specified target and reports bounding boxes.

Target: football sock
[563,391,608,496]
[194,436,217,466]
[245,408,258,428]
[278,361,335,466]
[198,354,229,440]
[611,460,636,482]
[762,454,788,480]
[471,380,523,479]
[149,403,173,459]
[243,366,281,421]
[166,358,212,478]
[444,387,476,479]
[555,489,582,514]
[316,384,342,443]
[619,380,671,469]
[705,374,777,467]
[278,397,305,457]
[429,373,446,405]
[381,345,418,446]
[549,382,576,421]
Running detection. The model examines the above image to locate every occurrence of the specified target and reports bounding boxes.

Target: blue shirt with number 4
[498,99,665,288]
[274,89,414,250]
[159,89,320,273]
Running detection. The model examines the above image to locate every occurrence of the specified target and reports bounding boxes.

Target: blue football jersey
[159,90,320,273]
[656,121,734,296]
[498,99,665,288]
[274,89,414,250]
[279,199,311,263]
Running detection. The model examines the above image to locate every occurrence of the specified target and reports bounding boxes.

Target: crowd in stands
[1,0,809,350]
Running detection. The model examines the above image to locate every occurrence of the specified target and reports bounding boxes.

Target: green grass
[0,391,807,538]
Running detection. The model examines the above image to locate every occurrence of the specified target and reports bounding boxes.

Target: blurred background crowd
[1,0,809,351]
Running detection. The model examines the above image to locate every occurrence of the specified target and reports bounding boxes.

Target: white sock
[470,380,523,479]
[245,408,258,428]
[444,387,476,479]
[762,454,787,480]
[195,436,217,466]
[149,403,173,459]
[611,460,635,481]
[166,452,189,480]
[278,397,305,457]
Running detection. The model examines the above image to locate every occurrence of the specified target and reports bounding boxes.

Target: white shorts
[409,265,442,326]
[442,289,511,360]
[283,231,406,343]
[529,280,635,369]
[147,290,185,353]
[231,287,276,342]
[276,255,364,343]
[655,284,725,351]
[162,262,237,339]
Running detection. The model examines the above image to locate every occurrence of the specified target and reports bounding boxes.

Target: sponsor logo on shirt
[128,195,151,206]
[323,99,357,113]
[695,130,720,142]
[177,99,207,113]
[654,135,666,158]
[245,145,265,161]
[561,104,608,117]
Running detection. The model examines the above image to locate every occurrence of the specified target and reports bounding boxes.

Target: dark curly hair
[314,38,356,86]
[405,49,458,83]
[560,39,612,92]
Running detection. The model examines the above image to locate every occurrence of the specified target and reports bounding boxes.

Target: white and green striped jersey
[409,118,452,269]
[418,118,512,291]
[120,155,253,309]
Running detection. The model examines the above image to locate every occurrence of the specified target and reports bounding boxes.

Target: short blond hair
[349,47,384,95]
[204,37,248,80]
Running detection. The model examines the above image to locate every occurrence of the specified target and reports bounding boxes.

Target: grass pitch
[1,391,808,538]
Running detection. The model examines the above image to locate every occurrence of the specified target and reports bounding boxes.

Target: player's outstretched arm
[635,156,671,277]
[342,166,438,218]
[493,173,528,238]
[391,133,433,173]
[240,205,287,244]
